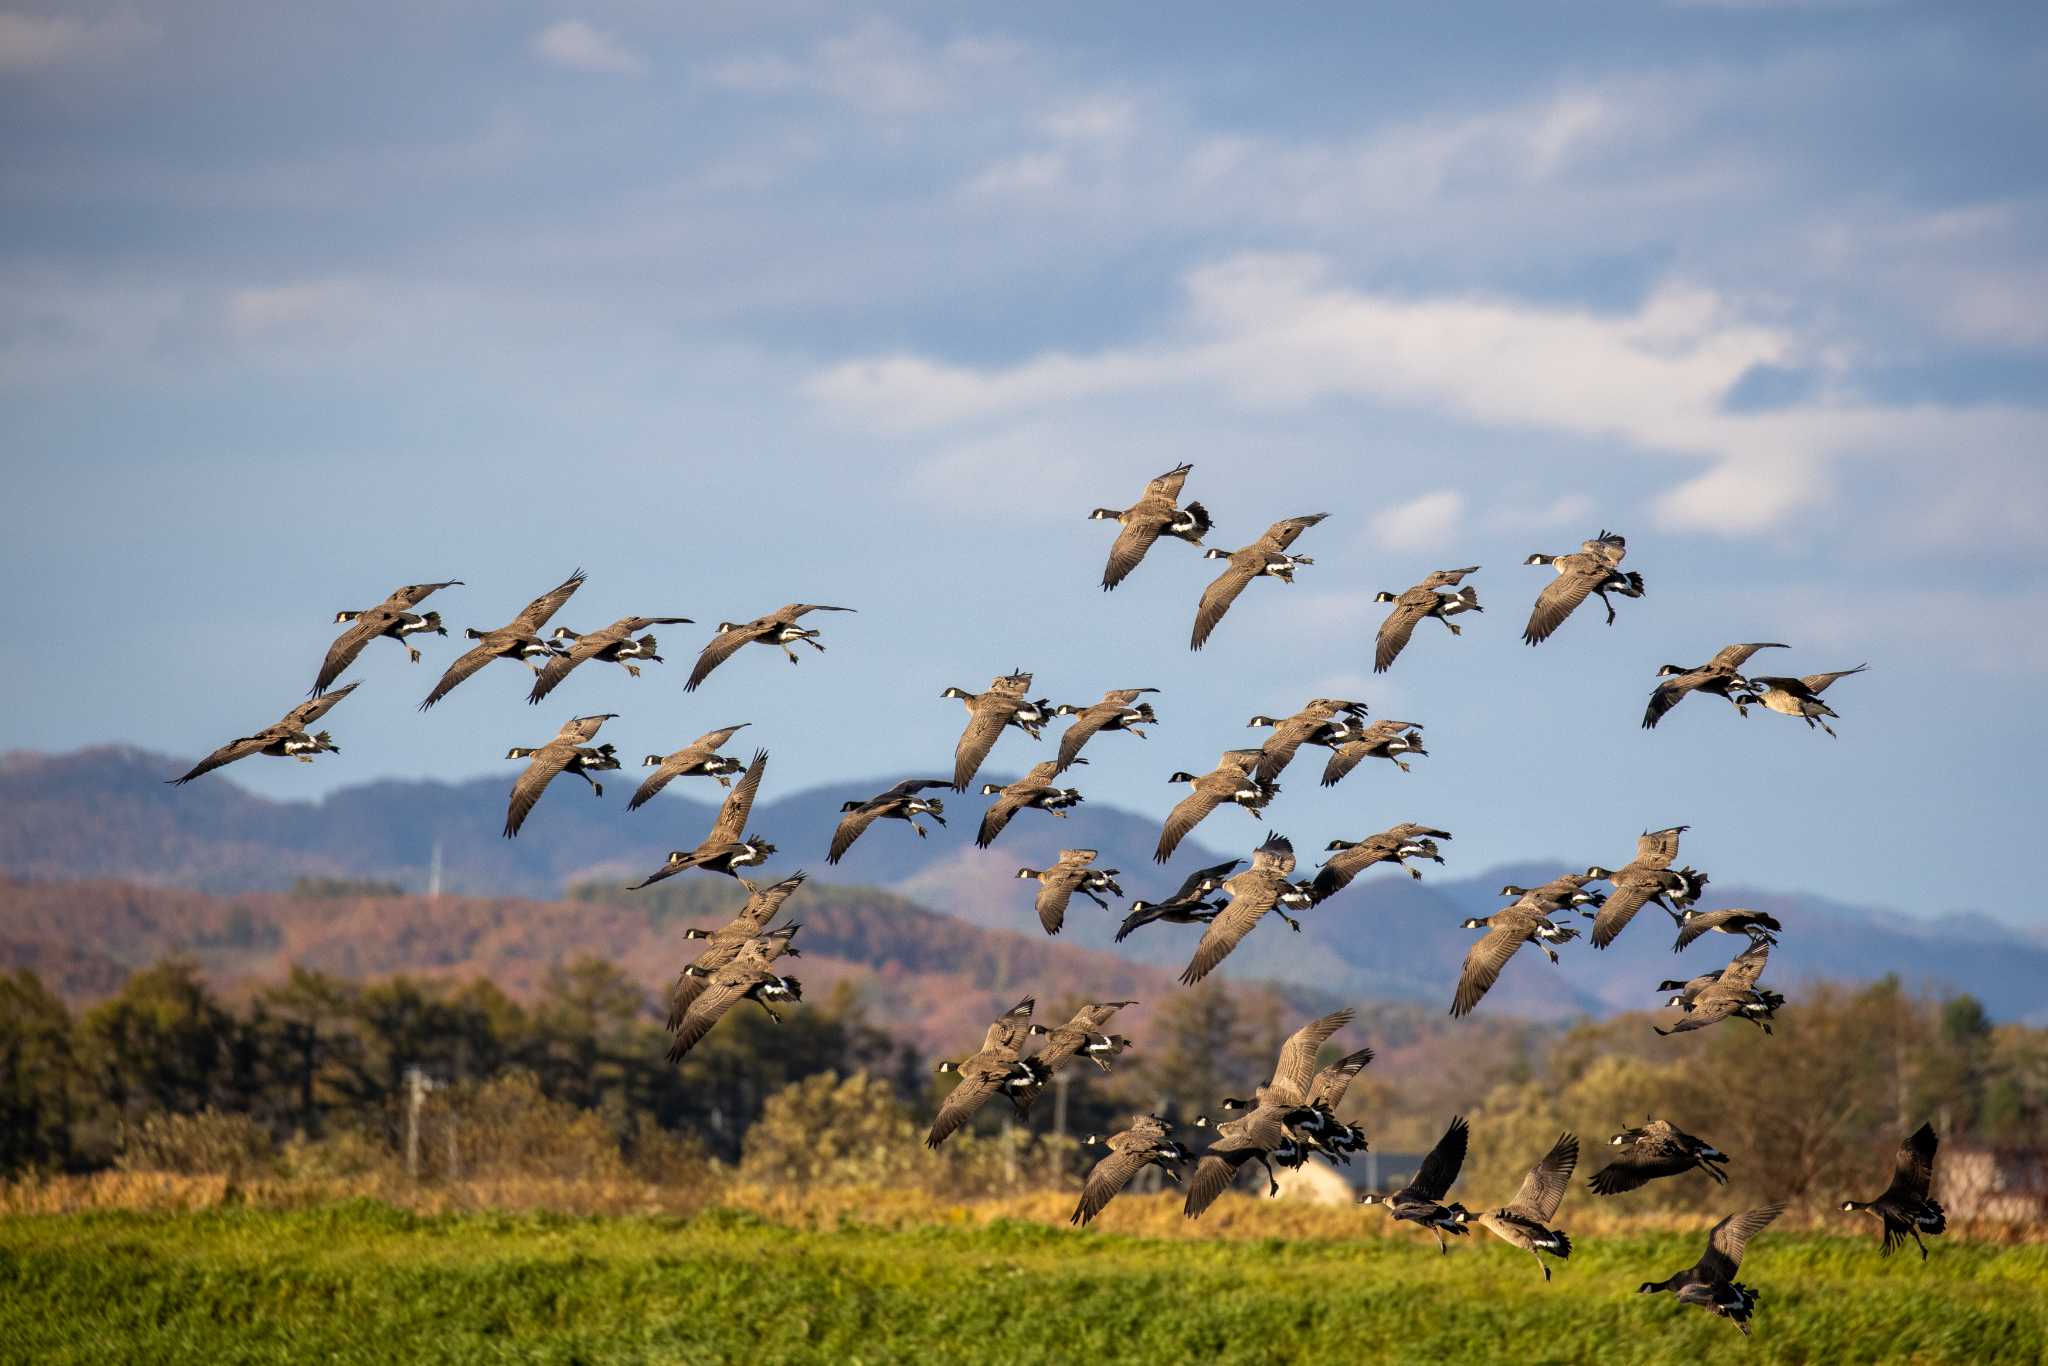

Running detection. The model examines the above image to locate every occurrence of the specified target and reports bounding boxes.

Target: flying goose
[1450,902,1581,1018]
[418,569,585,710]
[1028,1000,1136,1075]
[1358,1116,1473,1252]
[668,935,804,1060]
[944,672,1039,792]
[627,723,751,810]
[1189,513,1328,650]
[527,615,695,704]
[629,749,774,884]
[1182,1008,1354,1216]
[1590,1119,1730,1195]
[1246,698,1370,783]
[1673,906,1783,952]
[1052,688,1160,773]
[1638,1204,1785,1336]
[1584,826,1700,948]
[1272,1045,1375,1165]
[1498,873,1605,914]
[1319,719,1428,787]
[1457,1132,1579,1280]
[1310,823,1452,904]
[1743,663,1868,737]
[1522,531,1644,645]
[926,997,1051,1149]
[684,604,855,691]
[1072,1115,1192,1226]
[1657,968,1786,1019]
[501,712,618,838]
[1178,833,1313,986]
[167,682,359,786]
[1155,750,1278,862]
[313,580,462,695]
[976,758,1086,848]
[1655,939,1776,1036]
[828,778,951,863]
[1841,1121,1946,1260]
[664,872,807,1028]
[1114,858,1240,942]
[1016,848,1123,935]
[1642,642,1788,729]
[1373,567,1482,673]
[1090,462,1213,590]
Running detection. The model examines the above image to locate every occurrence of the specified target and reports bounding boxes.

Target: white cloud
[705,19,1021,116]
[1485,493,1597,531]
[962,152,1068,198]
[1043,96,1138,145]
[1370,491,1466,551]
[225,280,364,338]
[0,12,152,70]
[807,252,2048,537]
[531,20,645,76]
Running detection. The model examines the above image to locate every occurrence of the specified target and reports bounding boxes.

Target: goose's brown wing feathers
[1883,1123,1939,1204]
[168,733,275,785]
[1699,1203,1785,1280]
[1267,1008,1356,1103]
[508,569,587,634]
[1102,515,1168,591]
[952,697,1014,791]
[826,804,884,864]
[282,681,359,730]
[1073,1143,1156,1225]
[419,641,503,710]
[313,615,391,694]
[1190,554,1260,651]
[670,964,772,1059]
[1177,892,1269,985]
[1155,783,1226,862]
[1522,560,1603,645]
[711,751,768,843]
[1452,920,1534,1018]
[504,743,574,838]
[1507,1132,1579,1222]
[1409,1116,1470,1201]
[1590,878,1658,949]
[1374,595,1433,673]
[1707,642,1788,672]
[685,626,761,692]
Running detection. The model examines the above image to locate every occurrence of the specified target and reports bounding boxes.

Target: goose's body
[1178,833,1311,985]
[314,580,462,694]
[828,777,951,863]
[1114,858,1239,942]
[1091,463,1212,590]
[1359,1116,1472,1252]
[1189,514,1328,650]
[1155,750,1277,862]
[1017,848,1123,935]
[1656,939,1777,1036]
[1639,1203,1784,1336]
[1643,642,1787,729]
[420,569,585,710]
[630,749,774,884]
[976,759,1085,848]
[1451,903,1580,1018]
[664,873,807,1028]
[1310,823,1452,903]
[1522,532,1643,644]
[1373,567,1481,673]
[1462,1132,1578,1280]
[1183,1009,1354,1217]
[1053,688,1160,773]
[1591,1119,1730,1195]
[927,998,1051,1148]
[685,603,854,692]
[1673,906,1783,952]
[1072,1115,1191,1226]
[1842,1122,1946,1259]
[945,672,1038,792]
[669,936,804,1060]
[1247,697,1370,783]
[1744,664,1868,737]
[501,712,618,838]
[628,723,751,810]
[528,614,694,703]
[1028,1000,1136,1075]
[1319,719,1428,787]
[168,683,359,786]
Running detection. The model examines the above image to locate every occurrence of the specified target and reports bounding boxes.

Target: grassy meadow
[2,1194,2043,1365]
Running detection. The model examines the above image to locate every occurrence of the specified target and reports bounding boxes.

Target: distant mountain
[0,746,1220,900]
[4,747,2043,1022]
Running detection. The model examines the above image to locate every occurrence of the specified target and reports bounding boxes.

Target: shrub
[115,1109,274,1176]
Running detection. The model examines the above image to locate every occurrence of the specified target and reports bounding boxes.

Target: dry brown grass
[5,1169,2041,1246]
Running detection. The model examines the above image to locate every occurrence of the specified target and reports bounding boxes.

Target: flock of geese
[164,461,1910,1334]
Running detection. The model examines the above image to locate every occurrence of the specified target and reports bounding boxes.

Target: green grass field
[2,1203,2043,1364]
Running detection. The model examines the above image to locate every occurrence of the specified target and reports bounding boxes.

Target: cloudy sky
[4,2,2043,922]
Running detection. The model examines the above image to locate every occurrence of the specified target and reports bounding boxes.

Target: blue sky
[3,2,2044,922]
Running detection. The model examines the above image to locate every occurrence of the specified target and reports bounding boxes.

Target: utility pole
[404,1066,437,1180]
[427,839,443,900]
[1052,1071,1071,1140]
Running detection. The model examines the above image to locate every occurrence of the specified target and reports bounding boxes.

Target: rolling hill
[4,746,2044,1022]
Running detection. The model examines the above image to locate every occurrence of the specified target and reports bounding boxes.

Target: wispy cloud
[0,11,153,70]
[704,19,1021,115]
[1370,491,1466,552]
[531,20,645,76]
